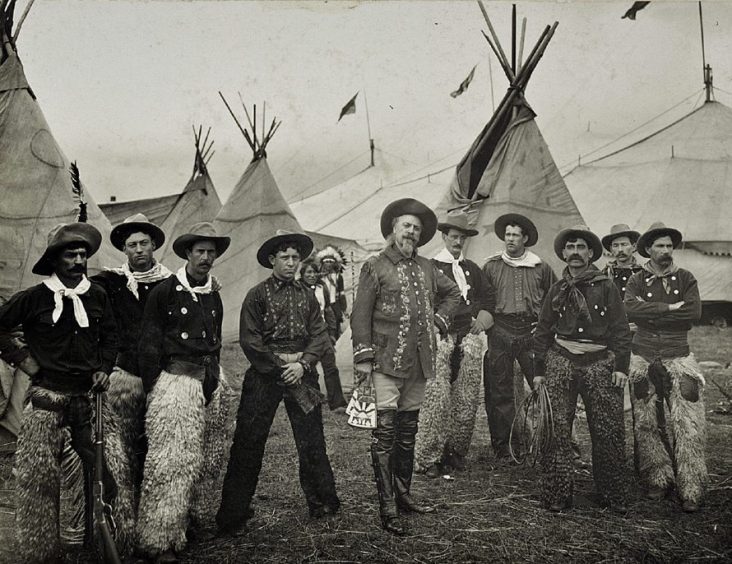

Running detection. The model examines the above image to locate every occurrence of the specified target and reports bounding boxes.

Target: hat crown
[46,223,67,245]
[439,211,472,230]
[646,221,668,231]
[609,223,632,234]
[122,213,152,225]
[187,222,219,238]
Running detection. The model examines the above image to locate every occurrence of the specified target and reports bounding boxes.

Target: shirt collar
[384,243,417,264]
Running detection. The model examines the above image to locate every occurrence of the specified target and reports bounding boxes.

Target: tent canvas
[100,193,180,228]
[565,100,732,302]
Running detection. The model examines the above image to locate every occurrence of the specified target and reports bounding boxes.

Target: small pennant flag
[622,1,650,20]
[450,65,477,98]
[338,92,359,122]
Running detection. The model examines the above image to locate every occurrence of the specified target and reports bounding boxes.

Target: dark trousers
[541,347,627,507]
[483,326,535,452]
[216,369,340,529]
[321,344,346,409]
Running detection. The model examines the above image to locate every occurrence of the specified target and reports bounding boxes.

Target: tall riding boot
[370,410,405,535]
[393,410,436,514]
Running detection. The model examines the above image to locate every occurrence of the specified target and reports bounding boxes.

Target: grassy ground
[0,328,731,563]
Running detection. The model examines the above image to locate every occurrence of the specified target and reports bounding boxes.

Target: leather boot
[393,410,436,514]
[370,410,405,535]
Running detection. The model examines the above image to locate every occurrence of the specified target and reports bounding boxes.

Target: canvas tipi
[0,3,119,300]
[424,15,584,274]
[212,96,307,340]
[159,126,222,266]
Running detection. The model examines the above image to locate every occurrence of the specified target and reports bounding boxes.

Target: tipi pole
[511,4,516,74]
[488,53,495,113]
[517,17,527,74]
[478,1,513,80]
[11,0,35,43]
[363,89,375,167]
[219,92,256,152]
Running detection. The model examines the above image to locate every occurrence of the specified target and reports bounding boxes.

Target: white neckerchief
[175,266,212,302]
[434,248,469,300]
[499,250,543,268]
[106,261,172,300]
[42,273,92,327]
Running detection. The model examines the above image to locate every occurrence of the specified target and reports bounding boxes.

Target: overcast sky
[14,0,732,206]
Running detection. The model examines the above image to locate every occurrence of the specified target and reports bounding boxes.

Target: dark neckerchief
[551,264,607,324]
[605,255,639,278]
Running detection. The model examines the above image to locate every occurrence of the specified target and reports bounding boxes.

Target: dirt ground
[0,326,730,563]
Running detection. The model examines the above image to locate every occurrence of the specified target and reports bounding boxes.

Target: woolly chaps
[446,333,485,457]
[190,368,232,528]
[629,353,708,503]
[15,403,64,563]
[103,367,146,555]
[540,348,627,508]
[136,371,206,557]
[414,336,453,472]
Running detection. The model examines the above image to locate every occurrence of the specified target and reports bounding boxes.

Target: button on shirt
[239,276,328,376]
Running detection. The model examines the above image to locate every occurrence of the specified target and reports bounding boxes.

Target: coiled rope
[508,382,556,466]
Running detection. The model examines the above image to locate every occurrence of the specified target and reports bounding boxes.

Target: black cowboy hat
[32,222,102,276]
[437,210,479,237]
[380,198,437,247]
[110,212,166,251]
[172,222,231,260]
[637,222,683,258]
[256,229,314,269]
[493,213,538,247]
[554,224,603,264]
[601,223,641,252]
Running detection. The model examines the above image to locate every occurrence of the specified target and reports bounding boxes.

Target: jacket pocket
[377,291,400,316]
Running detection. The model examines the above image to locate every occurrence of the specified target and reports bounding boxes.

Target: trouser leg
[540,349,576,509]
[285,375,340,515]
[216,370,281,531]
[581,358,628,507]
[321,345,346,410]
[136,373,206,557]
[629,356,674,492]
[668,371,707,504]
[484,331,516,454]
[15,403,64,563]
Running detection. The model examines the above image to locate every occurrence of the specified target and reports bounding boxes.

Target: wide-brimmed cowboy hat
[32,222,102,276]
[601,223,641,252]
[172,222,231,260]
[493,213,538,247]
[257,229,314,268]
[637,222,683,258]
[380,198,437,247]
[437,210,479,237]
[110,212,165,251]
[554,224,603,263]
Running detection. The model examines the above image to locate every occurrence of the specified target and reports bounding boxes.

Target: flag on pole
[622,1,650,20]
[338,92,359,122]
[450,65,477,98]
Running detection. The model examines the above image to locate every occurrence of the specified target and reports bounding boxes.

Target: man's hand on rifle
[281,362,304,387]
[91,371,110,392]
[18,354,40,376]
[354,362,373,386]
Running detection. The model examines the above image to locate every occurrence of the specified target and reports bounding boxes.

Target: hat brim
[601,230,640,252]
[110,222,166,251]
[554,228,603,264]
[437,222,479,237]
[493,213,538,247]
[257,233,314,268]
[31,224,102,276]
[380,199,437,247]
[637,228,682,258]
[172,234,231,260]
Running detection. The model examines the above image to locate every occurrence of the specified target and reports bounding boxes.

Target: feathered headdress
[69,161,88,223]
[315,245,346,269]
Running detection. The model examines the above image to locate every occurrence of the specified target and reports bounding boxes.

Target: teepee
[212,95,305,340]
[423,10,584,274]
[0,3,119,300]
[159,126,222,266]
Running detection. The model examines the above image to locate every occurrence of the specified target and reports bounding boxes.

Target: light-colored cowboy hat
[110,212,165,251]
[601,223,641,252]
[172,222,231,260]
[637,222,682,258]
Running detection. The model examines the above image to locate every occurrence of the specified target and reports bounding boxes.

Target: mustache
[568,254,583,261]
[69,265,86,273]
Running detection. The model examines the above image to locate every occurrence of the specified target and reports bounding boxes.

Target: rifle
[93,391,121,564]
